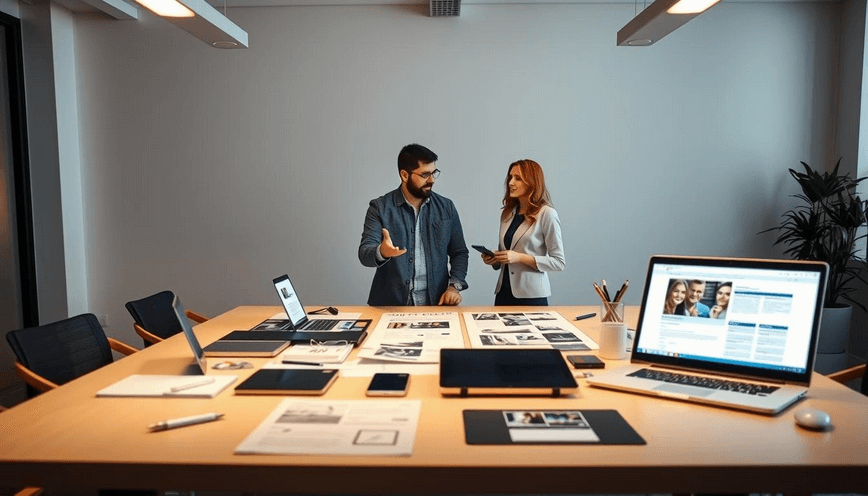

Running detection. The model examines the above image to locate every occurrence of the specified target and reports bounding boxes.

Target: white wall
[71,2,841,345]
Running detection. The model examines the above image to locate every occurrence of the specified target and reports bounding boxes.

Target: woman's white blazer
[494,205,565,298]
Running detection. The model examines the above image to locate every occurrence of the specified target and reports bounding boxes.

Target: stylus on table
[148,412,224,432]
[282,360,323,367]
[574,312,596,321]
[168,377,215,393]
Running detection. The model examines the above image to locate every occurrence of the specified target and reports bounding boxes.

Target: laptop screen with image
[632,256,827,385]
[274,275,307,327]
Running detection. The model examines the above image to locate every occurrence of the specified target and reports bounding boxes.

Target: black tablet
[235,368,339,395]
[439,349,578,397]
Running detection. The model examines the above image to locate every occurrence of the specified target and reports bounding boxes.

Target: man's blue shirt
[358,188,469,306]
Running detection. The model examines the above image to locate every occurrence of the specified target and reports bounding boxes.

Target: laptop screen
[172,295,207,374]
[273,275,307,327]
[632,256,827,384]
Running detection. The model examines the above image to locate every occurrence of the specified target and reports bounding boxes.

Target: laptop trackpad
[654,383,715,397]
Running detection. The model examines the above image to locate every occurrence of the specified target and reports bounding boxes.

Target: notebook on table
[587,255,828,415]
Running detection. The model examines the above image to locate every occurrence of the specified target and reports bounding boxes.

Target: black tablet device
[439,349,578,397]
[234,368,339,395]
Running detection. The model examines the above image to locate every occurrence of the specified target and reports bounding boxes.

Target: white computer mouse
[793,407,831,430]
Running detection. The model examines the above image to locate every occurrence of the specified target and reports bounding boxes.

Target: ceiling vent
[429,0,460,17]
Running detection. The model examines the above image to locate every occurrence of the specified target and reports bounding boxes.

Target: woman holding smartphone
[481,159,565,306]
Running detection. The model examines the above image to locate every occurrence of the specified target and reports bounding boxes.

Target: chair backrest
[6,313,114,397]
[125,290,182,347]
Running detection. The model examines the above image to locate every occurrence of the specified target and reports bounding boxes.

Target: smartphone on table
[366,373,410,397]
[567,355,605,369]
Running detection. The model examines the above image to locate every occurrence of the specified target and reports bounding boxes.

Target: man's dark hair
[398,144,438,174]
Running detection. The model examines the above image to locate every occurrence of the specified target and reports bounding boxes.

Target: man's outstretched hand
[379,228,407,258]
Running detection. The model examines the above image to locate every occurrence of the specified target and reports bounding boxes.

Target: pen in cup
[168,377,215,393]
[148,412,224,432]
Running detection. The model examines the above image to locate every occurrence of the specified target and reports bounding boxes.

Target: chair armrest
[108,337,139,356]
[186,309,209,323]
[13,361,58,393]
[827,364,866,384]
[14,488,43,496]
[134,323,163,345]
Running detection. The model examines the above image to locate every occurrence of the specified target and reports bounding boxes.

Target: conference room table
[1,305,867,494]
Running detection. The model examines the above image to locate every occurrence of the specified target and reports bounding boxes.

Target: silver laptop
[172,295,208,374]
[587,255,828,415]
[266,274,370,332]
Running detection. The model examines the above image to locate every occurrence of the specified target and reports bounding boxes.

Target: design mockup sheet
[235,399,422,456]
[463,311,598,351]
[356,312,463,363]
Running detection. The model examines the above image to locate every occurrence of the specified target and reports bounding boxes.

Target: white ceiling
[56,0,834,15]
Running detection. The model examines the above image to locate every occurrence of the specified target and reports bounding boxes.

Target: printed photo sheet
[463,311,598,350]
[355,312,464,363]
[235,399,422,456]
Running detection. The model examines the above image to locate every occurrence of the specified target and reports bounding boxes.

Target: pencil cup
[600,301,624,323]
[599,322,629,360]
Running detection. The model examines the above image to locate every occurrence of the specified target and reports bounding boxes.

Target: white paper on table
[463,310,598,350]
[268,311,363,321]
[235,399,422,456]
[355,312,463,363]
[96,375,237,398]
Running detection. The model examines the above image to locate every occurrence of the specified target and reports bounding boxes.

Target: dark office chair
[827,359,868,395]
[125,290,209,347]
[5,313,138,398]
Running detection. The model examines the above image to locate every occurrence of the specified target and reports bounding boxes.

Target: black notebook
[234,368,339,395]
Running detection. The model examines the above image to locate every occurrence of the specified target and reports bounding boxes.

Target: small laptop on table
[587,255,828,415]
[218,274,371,346]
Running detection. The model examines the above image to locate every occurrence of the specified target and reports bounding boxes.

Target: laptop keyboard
[301,319,340,331]
[630,368,780,396]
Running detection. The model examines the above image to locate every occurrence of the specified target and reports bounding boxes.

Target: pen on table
[168,377,215,393]
[574,312,596,321]
[282,360,324,367]
[148,412,224,432]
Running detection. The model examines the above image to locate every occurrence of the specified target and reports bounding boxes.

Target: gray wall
[54,2,854,346]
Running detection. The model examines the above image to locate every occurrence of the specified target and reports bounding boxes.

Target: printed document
[356,312,463,363]
[235,399,422,456]
[463,311,598,350]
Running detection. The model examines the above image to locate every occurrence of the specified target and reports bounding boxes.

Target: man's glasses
[411,169,441,180]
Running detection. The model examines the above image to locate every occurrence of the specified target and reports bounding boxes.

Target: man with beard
[358,144,469,306]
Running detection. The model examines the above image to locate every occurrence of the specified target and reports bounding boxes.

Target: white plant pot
[818,305,852,355]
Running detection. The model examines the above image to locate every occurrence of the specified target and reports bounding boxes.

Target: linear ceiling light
[617,0,721,47]
[134,0,249,49]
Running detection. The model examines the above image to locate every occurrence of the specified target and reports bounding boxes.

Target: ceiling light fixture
[617,0,721,47]
[133,0,249,49]
[80,0,138,20]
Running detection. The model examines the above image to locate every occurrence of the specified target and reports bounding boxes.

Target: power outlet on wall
[96,314,108,329]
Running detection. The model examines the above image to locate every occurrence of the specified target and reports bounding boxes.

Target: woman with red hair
[482,159,565,306]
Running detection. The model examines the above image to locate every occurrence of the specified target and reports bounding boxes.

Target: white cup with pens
[594,279,630,360]
[599,301,628,360]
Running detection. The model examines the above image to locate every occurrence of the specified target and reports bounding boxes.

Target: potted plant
[761,158,868,360]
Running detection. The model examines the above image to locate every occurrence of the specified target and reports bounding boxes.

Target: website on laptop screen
[636,263,822,375]
[274,276,306,326]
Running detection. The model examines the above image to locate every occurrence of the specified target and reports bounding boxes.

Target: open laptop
[172,295,289,359]
[258,274,371,332]
[587,255,828,415]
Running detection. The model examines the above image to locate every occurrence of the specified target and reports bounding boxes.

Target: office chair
[125,290,209,347]
[827,359,868,395]
[5,313,138,398]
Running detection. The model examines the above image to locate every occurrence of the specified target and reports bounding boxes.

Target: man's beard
[407,180,432,199]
